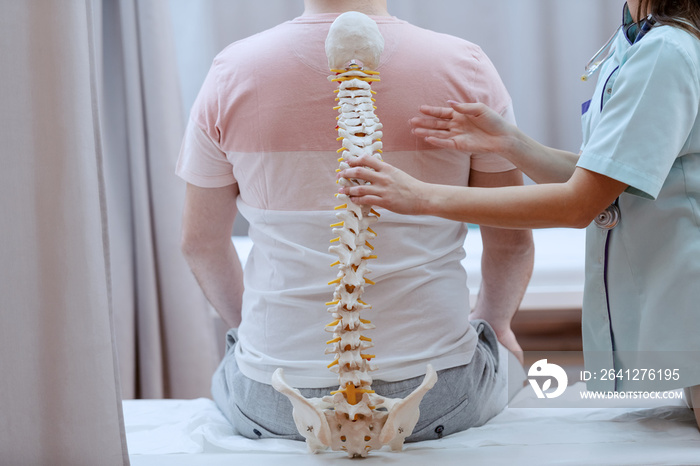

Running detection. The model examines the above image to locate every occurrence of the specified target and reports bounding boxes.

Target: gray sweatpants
[212,320,524,442]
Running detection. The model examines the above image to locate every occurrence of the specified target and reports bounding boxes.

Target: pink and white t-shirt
[177,13,516,388]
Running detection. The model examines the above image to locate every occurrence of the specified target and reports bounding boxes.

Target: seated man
[178,0,533,442]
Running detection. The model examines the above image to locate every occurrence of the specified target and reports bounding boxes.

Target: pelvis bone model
[272,11,438,458]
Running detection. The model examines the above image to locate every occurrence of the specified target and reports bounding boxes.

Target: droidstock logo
[528,359,569,399]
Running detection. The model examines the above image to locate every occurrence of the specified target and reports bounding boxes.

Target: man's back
[177,13,516,388]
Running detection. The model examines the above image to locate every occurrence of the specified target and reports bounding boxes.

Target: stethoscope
[583,4,657,230]
[582,4,657,82]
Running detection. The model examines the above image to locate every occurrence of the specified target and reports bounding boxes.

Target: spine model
[326,62,382,412]
[272,12,437,458]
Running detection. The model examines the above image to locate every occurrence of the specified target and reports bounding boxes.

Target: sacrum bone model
[272,11,437,458]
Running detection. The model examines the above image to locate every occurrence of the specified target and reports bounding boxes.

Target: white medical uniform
[578,23,700,391]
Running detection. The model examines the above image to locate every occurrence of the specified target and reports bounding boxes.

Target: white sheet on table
[124,383,700,466]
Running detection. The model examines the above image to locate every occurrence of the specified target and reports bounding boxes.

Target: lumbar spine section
[271,12,437,458]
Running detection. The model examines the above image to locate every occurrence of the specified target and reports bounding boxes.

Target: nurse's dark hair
[639,0,700,40]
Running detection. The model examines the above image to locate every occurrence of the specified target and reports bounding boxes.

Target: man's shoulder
[390,20,489,67]
[214,21,296,62]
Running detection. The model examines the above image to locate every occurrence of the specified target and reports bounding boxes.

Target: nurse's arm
[468,168,534,363]
[419,167,627,229]
[181,182,244,328]
[339,159,627,230]
[410,102,579,184]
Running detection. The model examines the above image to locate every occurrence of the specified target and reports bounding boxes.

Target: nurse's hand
[337,155,428,215]
[410,101,517,156]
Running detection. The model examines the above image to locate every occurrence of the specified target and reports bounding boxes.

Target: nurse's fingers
[412,127,453,140]
[345,153,384,171]
[338,166,382,185]
[419,105,454,120]
[338,184,383,206]
[344,193,382,207]
[409,116,451,131]
[448,101,494,118]
[414,129,462,149]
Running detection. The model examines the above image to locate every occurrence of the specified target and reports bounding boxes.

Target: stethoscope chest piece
[595,203,621,230]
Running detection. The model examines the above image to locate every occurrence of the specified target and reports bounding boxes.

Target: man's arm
[467,169,534,362]
[181,182,244,328]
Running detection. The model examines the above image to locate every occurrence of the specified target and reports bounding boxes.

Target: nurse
[338,0,700,428]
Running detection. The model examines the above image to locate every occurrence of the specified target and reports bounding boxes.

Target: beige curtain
[101,0,220,399]
[0,1,128,464]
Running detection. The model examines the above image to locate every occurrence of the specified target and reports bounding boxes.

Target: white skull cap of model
[325,11,384,70]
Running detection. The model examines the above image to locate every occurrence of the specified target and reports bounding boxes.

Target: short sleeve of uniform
[467,47,517,173]
[175,61,237,188]
[577,30,700,199]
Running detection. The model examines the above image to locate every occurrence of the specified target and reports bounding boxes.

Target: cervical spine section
[327,65,383,411]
